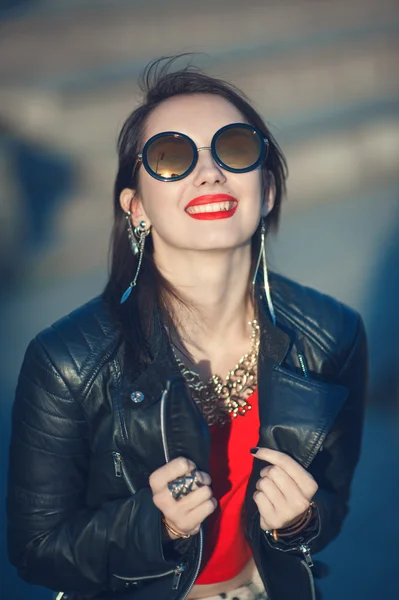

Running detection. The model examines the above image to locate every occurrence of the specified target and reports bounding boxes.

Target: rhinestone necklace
[172,319,260,427]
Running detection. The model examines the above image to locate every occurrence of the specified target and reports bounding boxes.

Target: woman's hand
[251,447,318,531]
[149,457,217,539]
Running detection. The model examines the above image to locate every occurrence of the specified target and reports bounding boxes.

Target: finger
[194,470,212,487]
[256,476,286,511]
[187,497,218,526]
[149,457,197,493]
[175,485,214,511]
[265,466,308,508]
[253,490,275,523]
[259,466,273,478]
[252,448,317,497]
[260,515,270,531]
[267,463,317,502]
[166,495,218,535]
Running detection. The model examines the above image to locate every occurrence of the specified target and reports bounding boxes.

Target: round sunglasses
[134,123,269,182]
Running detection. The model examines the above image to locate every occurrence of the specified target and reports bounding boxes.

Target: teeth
[186,201,236,214]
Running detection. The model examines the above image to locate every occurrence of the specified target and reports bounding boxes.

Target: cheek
[235,170,262,197]
[235,171,263,211]
[252,170,264,197]
[236,172,264,230]
[139,177,183,224]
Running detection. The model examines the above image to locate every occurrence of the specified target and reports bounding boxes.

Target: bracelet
[278,508,313,537]
[161,516,191,540]
[272,502,315,542]
[280,510,308,532]
[272,509,308,541]
[278,502,313,535]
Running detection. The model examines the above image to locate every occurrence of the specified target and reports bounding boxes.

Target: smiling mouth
[185,200,238,215]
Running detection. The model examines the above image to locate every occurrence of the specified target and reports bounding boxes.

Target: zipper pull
[297,354,309,378]
[112,452,122,478]
[172,563,185,590]
[300,544,314,568]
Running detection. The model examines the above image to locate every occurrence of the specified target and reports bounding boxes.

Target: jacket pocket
[112,563,186,592]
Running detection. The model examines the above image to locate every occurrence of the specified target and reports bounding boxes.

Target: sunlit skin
[120,94,318,598]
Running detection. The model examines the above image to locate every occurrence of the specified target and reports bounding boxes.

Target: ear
[261,171,276,218]
[119,188,151,228]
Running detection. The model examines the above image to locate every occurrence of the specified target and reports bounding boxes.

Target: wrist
[161,515,191,540]
[162,521,177,541]
[282,512,306,530]
[271,501,316,542]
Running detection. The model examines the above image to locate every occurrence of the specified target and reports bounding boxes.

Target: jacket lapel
[117,307,210,479]
[257,297,348,469]
[258,361,348,469]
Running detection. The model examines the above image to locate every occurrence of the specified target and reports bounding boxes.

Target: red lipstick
[185,194,238,220]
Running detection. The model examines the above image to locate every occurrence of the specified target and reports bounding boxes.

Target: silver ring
[167,469,202,501]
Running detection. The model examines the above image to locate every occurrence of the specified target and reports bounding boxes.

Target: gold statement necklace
[172,319,260,427]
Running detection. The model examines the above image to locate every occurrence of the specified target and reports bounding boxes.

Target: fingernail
[250,447,259,455]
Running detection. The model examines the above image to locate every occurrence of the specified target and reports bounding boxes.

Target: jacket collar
[120,292,289,406]
[256,291,292,365]
[122,306,181,408]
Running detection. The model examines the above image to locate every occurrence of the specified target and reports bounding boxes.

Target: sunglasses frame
[134,123,269,182]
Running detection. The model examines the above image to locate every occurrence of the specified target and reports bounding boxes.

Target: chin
[188,233,251,252]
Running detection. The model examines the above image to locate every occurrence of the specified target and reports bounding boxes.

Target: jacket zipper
[113,563,186,585]
[110,352,138,495]
[264,531,318,560]
[112,451,122,478]
[112,451,136,494]
[299,544,314,568]
[160,383,203,598]
[172,563,186,590]
[111,448,186,587]
[297,353,309,378]
[263,537,316,600]
[160,386,171,462]
[300,556,316,600]
[110,383,191,592]
[178,528,203,600]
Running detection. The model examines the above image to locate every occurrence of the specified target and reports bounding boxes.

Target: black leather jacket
[7,273,367,600]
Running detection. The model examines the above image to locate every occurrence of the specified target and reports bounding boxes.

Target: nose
[192,147,227,186]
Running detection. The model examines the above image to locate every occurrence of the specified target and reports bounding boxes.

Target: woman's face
[120,94,275,255]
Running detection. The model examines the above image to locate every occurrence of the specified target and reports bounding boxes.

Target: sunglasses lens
[146,134,194,180]
[215,126,263,171]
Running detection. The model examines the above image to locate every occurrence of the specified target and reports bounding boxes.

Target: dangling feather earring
[120,214,150,304]
[252,218,276,325]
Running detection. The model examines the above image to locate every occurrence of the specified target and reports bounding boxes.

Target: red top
[195,388,259,584]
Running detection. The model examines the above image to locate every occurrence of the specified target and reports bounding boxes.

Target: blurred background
[0,0,398,598]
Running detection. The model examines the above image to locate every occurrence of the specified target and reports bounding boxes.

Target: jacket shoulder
[270,272,364,363]
[29,296,121,393]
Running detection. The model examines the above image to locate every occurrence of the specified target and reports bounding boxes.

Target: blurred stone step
[1,32,397,154]
[0,0,397,88]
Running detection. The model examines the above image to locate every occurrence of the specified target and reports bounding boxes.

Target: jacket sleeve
[7,336,179,594]
[309,312,368,553]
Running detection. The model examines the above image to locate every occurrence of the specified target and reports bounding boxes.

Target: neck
[154,244,254,350]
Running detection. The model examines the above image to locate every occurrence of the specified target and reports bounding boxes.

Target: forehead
[144,94,246,142]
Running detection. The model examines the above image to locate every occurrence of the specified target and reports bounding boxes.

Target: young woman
[7,58,367,600]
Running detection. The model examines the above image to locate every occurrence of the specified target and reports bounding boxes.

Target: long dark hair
[103,56,288,361]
